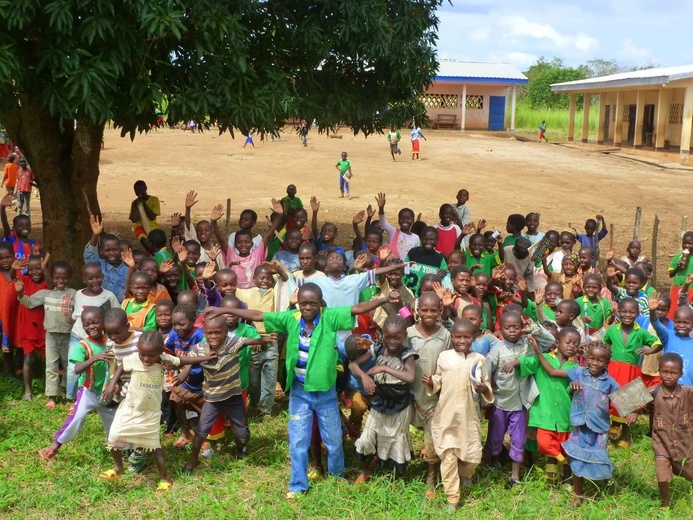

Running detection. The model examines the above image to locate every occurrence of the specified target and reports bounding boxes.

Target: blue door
[488,96,505,130]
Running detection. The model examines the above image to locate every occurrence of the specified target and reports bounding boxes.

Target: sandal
[38,446,57,461]
[355,472,372,485]
[608,424,622,441]
[99,469,122,481]
[616,439,631,449]
[286,491,300,505]
[155,480,173,493]
[508,477,522,489]
[545,463,560,481]
[307,468,323,481]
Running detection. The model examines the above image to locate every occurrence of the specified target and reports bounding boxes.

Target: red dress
[18,276,48,355]
[0,272,19,351]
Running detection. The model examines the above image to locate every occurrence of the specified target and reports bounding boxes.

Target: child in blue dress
[529,338,639,506]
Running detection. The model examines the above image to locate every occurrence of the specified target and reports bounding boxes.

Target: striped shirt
[295,331,312,384]
[191,336,248,402]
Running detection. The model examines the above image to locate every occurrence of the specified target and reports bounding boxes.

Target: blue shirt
[337,342,376,393]
[472,334,497,356]
[297,270,376,308]
[314,235,346,261]
[652,318,693,386]
[84,243,128,303]
[576,230,608,250]
[566,367,619,434]
[165,328,206,393]
[272,250,301,272]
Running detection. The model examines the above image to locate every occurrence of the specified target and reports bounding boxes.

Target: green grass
[2,376,691,519]
[512,100,600,141]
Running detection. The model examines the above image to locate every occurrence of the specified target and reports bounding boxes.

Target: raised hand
[177,247,188,264]
[352,210,366,225]
[210,204,224,223]
[353,254,367,271]
[516,275,528,292]
[170,236,182,254]
[605,246,616,263]
[375,192,386,210]
[416,212,422,222]
[310,196,320,212]
[366,204,375,219]
[441,289,457,308]
[686,272,693,286]
[431,281,445,300]
[121,246,135,268]
[648,295,661,311]
[90,214,104,235]
[378,245,392,263]
[491,265,505,280]
[170,212,182,227]
[387,290,401,306]
[208,243,221,262]
[1,194,14,207]
[185,190,198,209]
[159,259,174,273]
[301,229,313,241]
[202,261,217,280]
[606,265,617,278]
[477,219,487,231]
[262,261,278,274]
[270,197,283,214]
[14,276,24,293]
[461,223,475,235]
[11,259,22,271]
[40,252,51,270]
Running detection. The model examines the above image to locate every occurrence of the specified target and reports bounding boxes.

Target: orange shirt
[3,163,18,187]
[150,283,172,304]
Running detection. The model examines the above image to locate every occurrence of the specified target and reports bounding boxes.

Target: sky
[436,0,693,72]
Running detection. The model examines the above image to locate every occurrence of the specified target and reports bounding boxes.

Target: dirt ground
[30,126,693,291]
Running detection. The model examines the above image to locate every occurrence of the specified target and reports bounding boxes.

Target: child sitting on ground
[423,318,493,511]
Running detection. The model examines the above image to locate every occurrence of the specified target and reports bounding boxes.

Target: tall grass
[513,99,600,141]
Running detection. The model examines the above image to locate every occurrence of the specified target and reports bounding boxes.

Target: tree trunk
[2,98,104,275]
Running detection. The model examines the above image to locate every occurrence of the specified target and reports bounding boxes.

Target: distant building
[551,65,693,163]
[423,60,528,131]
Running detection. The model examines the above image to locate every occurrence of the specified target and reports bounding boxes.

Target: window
[421,94,458,109]
[465,95,483,110]
[669,103,683,124]
[622,105,630,122]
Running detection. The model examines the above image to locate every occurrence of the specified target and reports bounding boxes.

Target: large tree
[0,0,441,267]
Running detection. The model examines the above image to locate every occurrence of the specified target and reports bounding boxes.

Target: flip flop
[608,424,622,441]
[155,480,173,493]
[617,439,631,449]
[99,469,122,481]
[545,463,560,481]
[38,447,57,461]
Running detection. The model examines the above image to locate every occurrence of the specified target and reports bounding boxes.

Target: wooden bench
[435,114,457,129]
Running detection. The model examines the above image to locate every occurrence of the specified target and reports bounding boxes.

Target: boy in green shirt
[207,282,401,499]
[336,151,352,199]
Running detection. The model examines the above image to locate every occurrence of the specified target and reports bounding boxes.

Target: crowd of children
[4,178,693,510]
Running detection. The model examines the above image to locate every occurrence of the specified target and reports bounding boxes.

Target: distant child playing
[538,120,548,142]
[336,152,352,199]
[128,180,160,250]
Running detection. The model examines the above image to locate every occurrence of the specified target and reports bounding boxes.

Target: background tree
[0,0,442,268]
[521,57,586,109]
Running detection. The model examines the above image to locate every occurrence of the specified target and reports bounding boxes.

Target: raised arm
[205,306,265,323]
[605,265,619,296]
[529,336,569,378]
[352,210,366,251]
[310,196,320,239]
[87,214,105,248]
[350,292,398,316]
[184,190,198,230]
[210,204,230,254]
[0,195,11,238]
[261,198,285,246]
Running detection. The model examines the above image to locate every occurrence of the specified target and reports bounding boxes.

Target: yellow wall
[425,82,512,129]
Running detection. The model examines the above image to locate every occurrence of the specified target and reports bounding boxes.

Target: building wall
[424,82,511,129]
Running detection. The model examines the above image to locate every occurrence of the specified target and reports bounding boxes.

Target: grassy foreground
[1,377,691,519]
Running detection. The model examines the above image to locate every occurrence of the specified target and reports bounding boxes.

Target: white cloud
[619,38,651,60]
[575,32,599,52]
[468,27,490,42]
[497,15,598,53]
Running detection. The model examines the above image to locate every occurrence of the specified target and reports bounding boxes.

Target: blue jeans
[339,175,350,195]
[288,381,344,492]
[249,345,278,415]
[66,334,82,400]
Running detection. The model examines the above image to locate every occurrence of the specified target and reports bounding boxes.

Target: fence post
[225,198,231,235]
[652,215,659,289]
[633,207,642,240]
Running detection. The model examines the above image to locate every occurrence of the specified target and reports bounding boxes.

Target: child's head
[294,208,308,229]
[398,208,415,233]
[51,261,72,290]
[148,229,167,251]
[473,272,490,297]
[673,306,693,337]
[82,262,104,292]
[26,255,45,283]
[133,180,148,197]
[456,189,469,206]
[654,295,671,323]
[411,220,427,238]
[451,318,475,353]
[499,311,523,343]
[81,306,105,341]
[130,271,153,303]
[555,326,581,359]
[617,298,639,325]
[132,249,147,268]
[177,289,198,309]
[559,231,576,253]
[172,303,197,337]
[460,305,483,332]
[215,269,238,296]
[446,250,464,269]
[284,229,302,253]
[512,237,531,260]
[325,251,346,275]
[505,214,526,234]
[344,334,372,361]
[365,229,383,255]
[578,247,594,270]
[542,320,559,339]
[450,265,472,295]
[12,214,31,237]
[584,218,598,236]
[626,240,641,259]
[137,330,165,366]
[183,240,201,266]
[555,299,580,327]
[633,261,652,281]
[103,308,131,344]
[286,184,297,198]
[418,292,442,327]
[384,258,405,289]
[659,353,684,390]
[624,267,646,296]
[544,281,563,307]
[99,233,121,266]
[139,258,160,286]
[561,252,579,276]
[419,273,441,295]
[468,234,485,257]
[584,341,611,376]
[238,209,258,231]
[582,274,603,299]
[682,231,693,251]
[438,204,456,227]
[162,264,181,291]
[203,315,229,350]
[320,223,338,243]
[382,315,407,355]
[297,283,324,321]
[298,243,317,273]
[525,212,540,234]
[253,265,274,289]
[6,153,15,164]
[483,231,496,253]
[219,295,243,328]
[500,265,517,291]
[545,230,560,251]
[194,220,213,245]
[155,299,174,331]
[420,226,438,251]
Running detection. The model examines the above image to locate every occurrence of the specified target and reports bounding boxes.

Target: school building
[422,60,528,131]
[551,64,693,163]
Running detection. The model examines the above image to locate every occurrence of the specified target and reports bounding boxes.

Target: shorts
[171,385,205,411]
[21,337,46,356]
[539,131,545,139]
[655,455,693,482]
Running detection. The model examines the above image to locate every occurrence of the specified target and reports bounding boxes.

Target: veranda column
[568,93,576,141]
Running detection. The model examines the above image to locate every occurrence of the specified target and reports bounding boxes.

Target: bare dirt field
[32,126,693,291]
